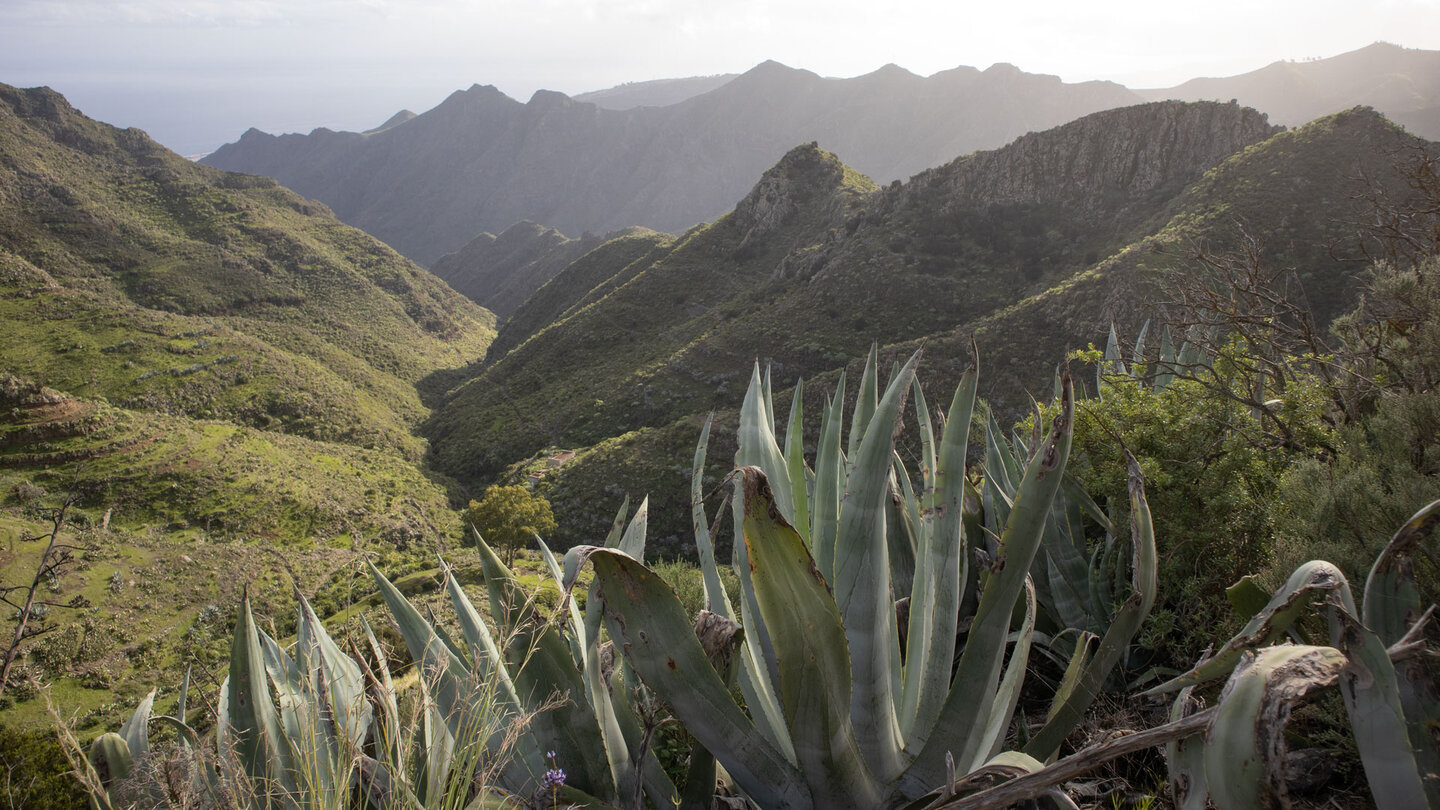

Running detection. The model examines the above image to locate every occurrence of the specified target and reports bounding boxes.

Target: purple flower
[543,767,566,789]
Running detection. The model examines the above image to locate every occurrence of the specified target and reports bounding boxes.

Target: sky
[3,0,1439,157]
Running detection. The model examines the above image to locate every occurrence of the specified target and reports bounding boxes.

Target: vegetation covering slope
[486,228,677,357]
[444,103,1434,551]
[424,102,1278,486]
[0,82,495,459]
[430,221,666,320]
[0,83,494,738]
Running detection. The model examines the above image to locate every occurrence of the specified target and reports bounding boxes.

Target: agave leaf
[959,478,985,615]
[439,558,525,702]
[1044,632,1096,725]
[544,533,676,810]
[1041,493,1095,634]
[88,733,133,789]
[690,413,795,762]
[1154,327,1177,390]
[1206,645,1345,810]
[888,457,920,603]
[833,348,920,780]
[972,577,1038,771]
[258,627,336,795]
[1099,323,1125,393]
[1364,498,1440,644]
[574,545,812,809]
[848,345,879,460]
[763,363,776,430]
[678,613,743,810]
[226,593,298,804]
[912,377,937,515]
[419,679,455,804]
[901,365,978,746]
[1132,319,1150,366]
[691,414,731,616]
[737,466,883,806]
[367,562,545,790]
[783,378,811,546]
[813,378,847,582]
[1328,605,1433,809]
[295,592,371,753]
[1226,575,1272,620]
[738,363,795,526]
[117,689,155,763]
[618,495,649,563]
[605,495,632,547]
[533,538,588,667]
[1026,452,1156,761]
[902,370,1073,797]
[357,615,401,762]
[176,665,191,727]
[1146,561,1354,695]
[473,533,614,798]
[1166,687,1207,810]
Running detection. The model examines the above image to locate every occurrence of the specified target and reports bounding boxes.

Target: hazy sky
[3,0,1439,156]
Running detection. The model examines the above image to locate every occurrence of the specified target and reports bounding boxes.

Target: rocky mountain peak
[731,142,872,247]
[900,100,1283,219]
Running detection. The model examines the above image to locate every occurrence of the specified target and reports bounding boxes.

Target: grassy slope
[0,84,498,733]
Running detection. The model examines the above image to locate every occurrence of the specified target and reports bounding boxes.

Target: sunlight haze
[3,0,1438,154]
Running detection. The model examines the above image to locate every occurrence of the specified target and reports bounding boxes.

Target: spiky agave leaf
[736,466,883,807]
[1205,645,1346,810]
[566,544,811,809]
[899,369,1074,797]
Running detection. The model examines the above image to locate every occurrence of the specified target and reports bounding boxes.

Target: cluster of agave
[82,347,1439,809]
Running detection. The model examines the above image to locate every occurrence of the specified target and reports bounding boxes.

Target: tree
[462,485,557,565]
[1,491,89,699]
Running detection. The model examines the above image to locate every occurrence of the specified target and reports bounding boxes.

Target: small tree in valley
[462,485,557,565]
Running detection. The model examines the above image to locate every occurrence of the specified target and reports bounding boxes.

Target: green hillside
[448,104,1433,551]
[424,102,1280,487]
[0,83,495,732]
[0,83,495,460]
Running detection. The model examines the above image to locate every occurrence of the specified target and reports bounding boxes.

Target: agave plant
[85,584,524,810]
[366,496,722,810]
[1148,498,1440,810]
[561,347,1158,808]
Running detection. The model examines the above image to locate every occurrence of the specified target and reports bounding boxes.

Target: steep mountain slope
[429,221,664,319]
[202,60,1139,264]
[486,229,677,357]
[0,83,501,731]
[423,101,1279,488]
[0,83,495,460]
[433,104,1432,551]
[1142,42,1440,139]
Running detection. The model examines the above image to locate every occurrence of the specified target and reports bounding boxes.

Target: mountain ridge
[202,59,1142,264]
[420,101,1283,491]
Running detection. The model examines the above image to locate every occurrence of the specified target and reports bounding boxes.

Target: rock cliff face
[423,102,1289,490]
[202,60,1139,264]
[897,101,1283,221]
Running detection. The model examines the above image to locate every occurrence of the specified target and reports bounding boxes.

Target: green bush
[0,724,86,810]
